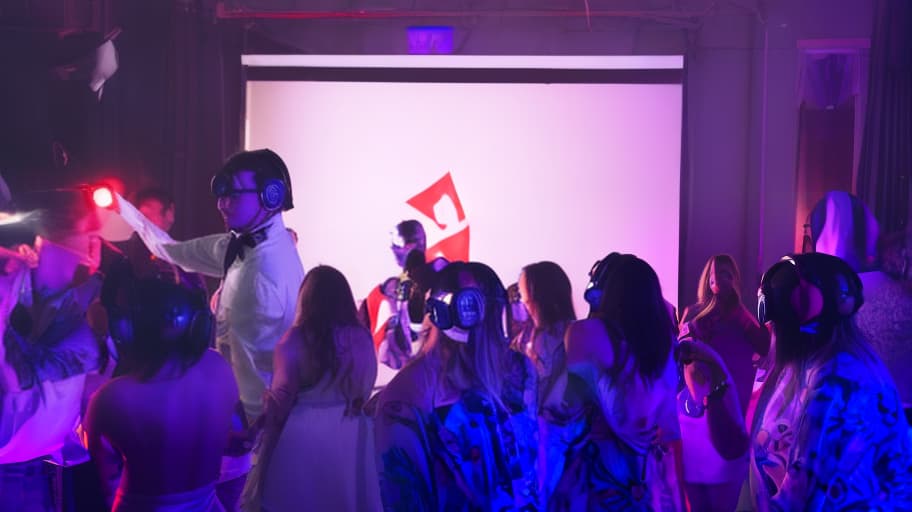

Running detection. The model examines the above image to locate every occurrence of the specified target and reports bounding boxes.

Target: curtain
[856,0,912,236]
[793,53,859,251]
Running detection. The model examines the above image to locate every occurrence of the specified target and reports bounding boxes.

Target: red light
[92,186,114,208]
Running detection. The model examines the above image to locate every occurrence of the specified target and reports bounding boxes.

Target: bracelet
[702,380,729,407]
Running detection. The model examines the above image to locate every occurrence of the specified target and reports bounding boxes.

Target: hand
[679,340,729,403]
[0,246,29,321]
[224,427,257,457]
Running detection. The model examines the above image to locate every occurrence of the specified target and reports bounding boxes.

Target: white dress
[257,326,381,512]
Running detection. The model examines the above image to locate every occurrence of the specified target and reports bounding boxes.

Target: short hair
[396,220,426,247]
[14,187,101,239]
[219,149,293,210]
[133,188,174,210]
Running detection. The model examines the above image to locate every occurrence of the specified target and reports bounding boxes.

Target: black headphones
[102,261,213,349]
[583,252,624,310]
[426,287,488,333]
[210,149,294,212]
[425,262,507,342]
[757,253,863,338]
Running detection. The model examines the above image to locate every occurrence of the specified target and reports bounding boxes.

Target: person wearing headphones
[750,253,912,509]
[554,253,683,511]
[373,261,539,510]
[114,149,305,510]
[806,191,912,415]
[84,267,239,511]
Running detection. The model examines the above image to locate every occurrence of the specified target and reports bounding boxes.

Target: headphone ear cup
[834,273,863,317]
[584,287,602,309]
[109,311,134,346]
[757,291,769,324]
[260,179,286,211]
[453,288,486,329]
[789,279,825,325]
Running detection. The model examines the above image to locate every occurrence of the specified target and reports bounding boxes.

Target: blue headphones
[210,149,293,211]
[583,252,624,310]
[426,287,487,333]
[102,260,213,348]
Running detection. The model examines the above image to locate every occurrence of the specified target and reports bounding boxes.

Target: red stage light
[92,185,115,208]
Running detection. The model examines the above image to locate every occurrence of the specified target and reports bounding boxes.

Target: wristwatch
[703,380,730,407]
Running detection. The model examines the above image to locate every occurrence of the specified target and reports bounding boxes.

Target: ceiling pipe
[215,3,705,28]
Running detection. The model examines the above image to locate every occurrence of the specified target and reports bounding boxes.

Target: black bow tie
[223,227,268,273]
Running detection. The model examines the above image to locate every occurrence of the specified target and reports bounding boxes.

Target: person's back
[87,268,241,510]
[88,350,236,499]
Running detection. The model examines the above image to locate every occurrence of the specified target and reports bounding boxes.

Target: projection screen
[243,54,683,346]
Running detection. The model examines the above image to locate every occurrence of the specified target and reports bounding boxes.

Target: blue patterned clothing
[749,350,912,511]
[375,352,540,511]
[550,355,683,512]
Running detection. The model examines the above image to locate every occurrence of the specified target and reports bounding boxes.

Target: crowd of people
[1,149,910,512]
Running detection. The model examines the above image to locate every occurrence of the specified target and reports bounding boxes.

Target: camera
[396,278,414,302]
[506,283,522,304]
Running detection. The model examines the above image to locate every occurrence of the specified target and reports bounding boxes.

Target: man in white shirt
[117,148,304,419]
[115,149,304,509]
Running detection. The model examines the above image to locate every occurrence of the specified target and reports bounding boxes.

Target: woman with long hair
[374,261,539,510]
[551,253,682,511]
[749,253,912,508]
[244,265,380,511]
[510,261,576,503]
[513,261,577,408]
[677,254,769,511]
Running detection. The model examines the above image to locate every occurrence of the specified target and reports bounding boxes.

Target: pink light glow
[245,76,682,320]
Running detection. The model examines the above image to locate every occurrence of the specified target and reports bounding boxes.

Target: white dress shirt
[117,194,304,418]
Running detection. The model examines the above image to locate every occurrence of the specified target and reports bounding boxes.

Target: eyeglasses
[214,188,259,199]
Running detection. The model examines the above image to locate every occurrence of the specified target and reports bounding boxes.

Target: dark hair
[220,148,293,209]
[104,265,211,380]
[522,261,576,328]
[429,261,509,408]
[396,220,426,248]
[293,266,361,380]
[879,229,911,282]
[133,188,174,210]
[14,187,101,239]
[592,254,674,380]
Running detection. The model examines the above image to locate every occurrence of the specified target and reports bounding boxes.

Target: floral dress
[750,351,912,511]
[549,356,683,512]
[375,352,540,511]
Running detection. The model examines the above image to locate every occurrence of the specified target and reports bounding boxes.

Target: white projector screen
[243,55,683,323]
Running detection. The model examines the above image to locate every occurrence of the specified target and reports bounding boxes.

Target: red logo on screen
[406,172,469,262]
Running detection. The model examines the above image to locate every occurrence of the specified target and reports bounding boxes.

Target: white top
[117,194,305,418]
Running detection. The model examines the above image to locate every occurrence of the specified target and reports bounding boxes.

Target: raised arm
[116,193,227,278]
[679,340,750,460]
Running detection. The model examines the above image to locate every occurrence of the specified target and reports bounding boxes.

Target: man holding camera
[360,220,433,370]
